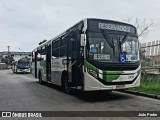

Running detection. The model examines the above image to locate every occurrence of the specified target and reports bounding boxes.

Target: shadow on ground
[35,81,133,102]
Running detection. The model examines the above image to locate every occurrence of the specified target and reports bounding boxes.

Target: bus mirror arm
[80,34,86,46]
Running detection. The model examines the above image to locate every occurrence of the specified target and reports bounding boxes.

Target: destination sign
[87,19,136,34]
[98,23,131,32]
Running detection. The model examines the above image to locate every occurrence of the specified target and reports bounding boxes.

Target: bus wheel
[62,75,71,93]
[39,73,43,84]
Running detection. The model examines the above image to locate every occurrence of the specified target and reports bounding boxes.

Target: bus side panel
[100,73,141,90]
[51,57,65,86]
[84,72,101,91]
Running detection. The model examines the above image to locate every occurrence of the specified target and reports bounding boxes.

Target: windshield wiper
[120,33,128,44]
[101,30,114,48]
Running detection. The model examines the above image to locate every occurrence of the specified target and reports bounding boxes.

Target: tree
[121,17,156,63]
[2,56,14,65]
[122,17,155,42]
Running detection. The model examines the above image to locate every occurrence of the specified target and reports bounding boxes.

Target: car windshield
[87,31,139,62]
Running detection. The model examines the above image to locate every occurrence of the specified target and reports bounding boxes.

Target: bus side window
[41,47,46,61]
[61,35,67,46]
[60,46,67,57]
[52,48,59,58]
[60,36,67,57]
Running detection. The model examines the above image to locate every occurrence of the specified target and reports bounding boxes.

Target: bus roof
[33,18,137,51]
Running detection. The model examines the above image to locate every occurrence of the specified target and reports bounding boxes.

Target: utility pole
[7,46,10,68]
[19,48,26,59]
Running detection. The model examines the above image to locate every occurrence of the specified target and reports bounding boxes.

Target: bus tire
[39,72,43,84]
[62,74,71,93]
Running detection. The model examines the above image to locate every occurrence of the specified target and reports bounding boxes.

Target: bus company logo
[98,23,131,32]
[2,112,11,117]
[1,112,42,118]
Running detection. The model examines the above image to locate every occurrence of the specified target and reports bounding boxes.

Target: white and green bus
[12,58,31,73]
[32,18,141,92]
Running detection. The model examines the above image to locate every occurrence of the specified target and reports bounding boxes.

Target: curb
[118,90,160,100]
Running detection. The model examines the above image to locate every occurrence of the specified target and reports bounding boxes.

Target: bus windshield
[87,31,139,62]
[18,61,30,68]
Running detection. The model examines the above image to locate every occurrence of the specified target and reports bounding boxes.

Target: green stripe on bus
[103,74,120,82]
[103,71,122,82]
[84,60,122,82]
[103,71,123,74]
[84,60,97,71]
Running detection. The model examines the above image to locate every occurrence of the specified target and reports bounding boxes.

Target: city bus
[12,58,31,73]
[32,18,141,93]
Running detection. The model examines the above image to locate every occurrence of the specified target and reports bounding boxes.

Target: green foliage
[130,75,160,95]
[141,59,151,67]
[2,56,14,65]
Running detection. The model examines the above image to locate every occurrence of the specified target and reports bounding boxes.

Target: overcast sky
[0,0,160,52]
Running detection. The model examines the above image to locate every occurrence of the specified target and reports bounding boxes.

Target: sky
[0,0,160,52]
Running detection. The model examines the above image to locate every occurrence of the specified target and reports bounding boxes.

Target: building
[141,40,160,65]
[0,63,7,70]
[0,51,32,62]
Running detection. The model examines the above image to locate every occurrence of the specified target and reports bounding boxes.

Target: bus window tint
[121,37,139,55]
[60,46,67,57]
[52,48,59,58]
[18,61,30,68]
[87,32,114,61]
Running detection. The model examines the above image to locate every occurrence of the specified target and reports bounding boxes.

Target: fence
[130,70,160,95]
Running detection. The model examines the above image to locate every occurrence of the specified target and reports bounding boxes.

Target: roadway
[0,70,159,120]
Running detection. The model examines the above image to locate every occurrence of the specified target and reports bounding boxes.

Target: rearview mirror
[80,34,86,46]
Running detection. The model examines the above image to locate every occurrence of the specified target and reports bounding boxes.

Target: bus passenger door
[68,33,83,88]
[46,44,51,82]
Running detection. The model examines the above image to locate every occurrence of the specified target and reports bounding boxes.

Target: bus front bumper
[17,69,30,73]
[83,72,141,91]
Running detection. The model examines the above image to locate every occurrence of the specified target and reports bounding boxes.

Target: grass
[129,75,160,95]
